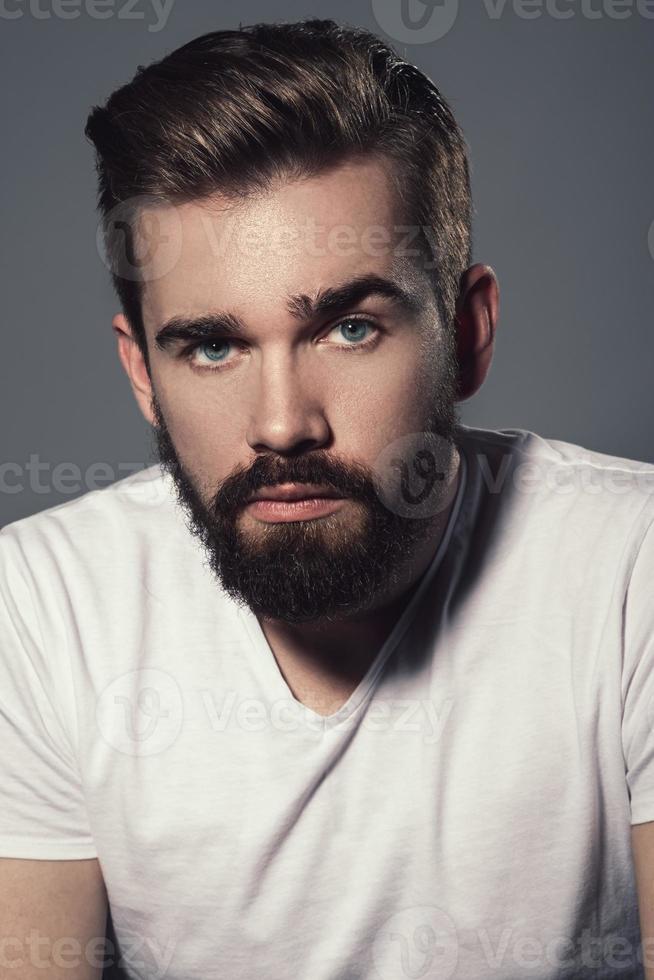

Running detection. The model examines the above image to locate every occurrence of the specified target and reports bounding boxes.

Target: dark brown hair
[85,17,473,375]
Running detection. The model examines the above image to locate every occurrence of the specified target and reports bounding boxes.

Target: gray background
[1,0,653,527]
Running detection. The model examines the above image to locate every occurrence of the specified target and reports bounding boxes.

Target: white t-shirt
[1,423,654,980]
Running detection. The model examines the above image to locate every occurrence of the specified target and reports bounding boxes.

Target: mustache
[213,450,379,516]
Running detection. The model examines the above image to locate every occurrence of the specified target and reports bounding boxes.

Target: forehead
[138,157,424,332]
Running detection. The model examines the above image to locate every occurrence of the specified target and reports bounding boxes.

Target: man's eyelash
[178,316,382,370]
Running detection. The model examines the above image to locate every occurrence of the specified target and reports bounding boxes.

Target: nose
[245,350,331,455]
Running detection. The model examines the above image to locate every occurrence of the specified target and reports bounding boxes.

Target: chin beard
[148,362,462,625]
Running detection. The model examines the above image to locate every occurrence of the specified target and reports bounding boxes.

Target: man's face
[136,156,462,624]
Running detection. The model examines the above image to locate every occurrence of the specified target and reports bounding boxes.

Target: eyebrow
[153,274,425,352]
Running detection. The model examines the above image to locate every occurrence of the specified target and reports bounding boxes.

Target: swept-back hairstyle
[85,18,473,374]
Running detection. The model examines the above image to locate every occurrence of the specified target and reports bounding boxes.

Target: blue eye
[328,318,378,347]
[200,341,230,361]
[338,320,370,342]
[185,339,233,367]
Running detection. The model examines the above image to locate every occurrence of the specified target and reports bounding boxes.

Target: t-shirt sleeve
[622,509,654,826]
[0,528,98,859]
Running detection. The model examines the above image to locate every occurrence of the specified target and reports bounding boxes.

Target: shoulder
[0,464,183,597]
[457,422,654,539]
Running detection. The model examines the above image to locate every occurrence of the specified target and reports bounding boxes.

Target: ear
[112,313,156,426]
[452,263,499,402]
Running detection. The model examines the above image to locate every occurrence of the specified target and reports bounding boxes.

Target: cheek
[154,378,243,485]
[330,348,436,450]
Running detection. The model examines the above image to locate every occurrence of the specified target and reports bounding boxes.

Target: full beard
[149,343,463,626]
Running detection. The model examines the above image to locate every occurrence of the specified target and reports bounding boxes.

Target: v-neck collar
[237,446,469,731]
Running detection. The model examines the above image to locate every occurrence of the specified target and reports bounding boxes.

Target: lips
[248,483,342,503]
